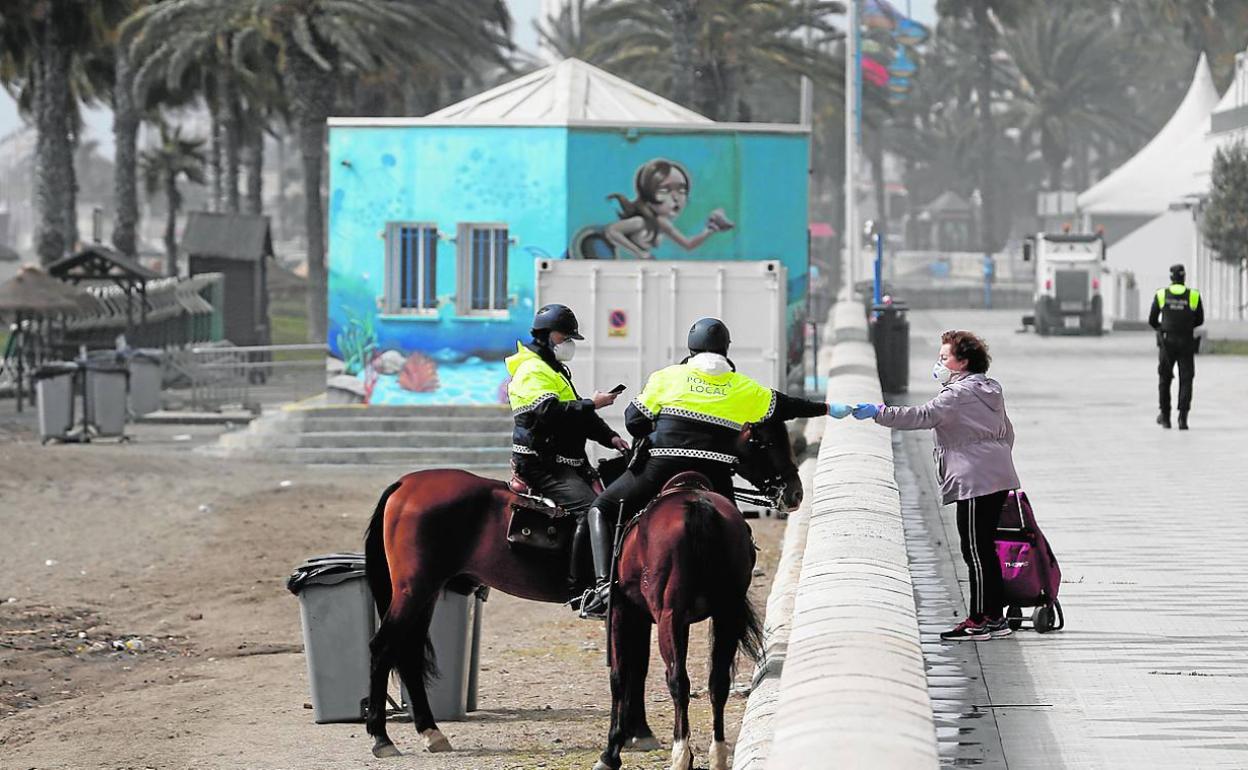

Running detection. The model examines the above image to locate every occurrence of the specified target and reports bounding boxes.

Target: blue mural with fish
[327,123,808,405]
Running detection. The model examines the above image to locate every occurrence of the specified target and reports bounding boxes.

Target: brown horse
[363,419,802,762]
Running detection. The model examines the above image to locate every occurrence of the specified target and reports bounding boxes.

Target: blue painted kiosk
[327,59,810,405]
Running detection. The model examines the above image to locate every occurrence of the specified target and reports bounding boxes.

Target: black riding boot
[567,517,591,595]
[578,506,614,619]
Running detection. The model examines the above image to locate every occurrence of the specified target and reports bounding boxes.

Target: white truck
[1022,233,1107,335]
[535,258,790,442]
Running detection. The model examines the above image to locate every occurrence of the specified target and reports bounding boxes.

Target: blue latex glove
[852,403,881,420]
[828,402,852,419]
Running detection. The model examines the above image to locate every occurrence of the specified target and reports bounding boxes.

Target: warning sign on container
[608,309,628,337]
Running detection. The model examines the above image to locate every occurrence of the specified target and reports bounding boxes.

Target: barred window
[457,223,509,315]
[384,222,438,313]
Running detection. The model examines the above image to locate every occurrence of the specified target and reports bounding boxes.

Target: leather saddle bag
[507,495,575,553]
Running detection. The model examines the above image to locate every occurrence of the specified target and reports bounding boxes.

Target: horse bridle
[733,428,793,510]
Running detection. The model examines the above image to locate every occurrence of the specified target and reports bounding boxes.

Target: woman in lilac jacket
[853,330,1021,642]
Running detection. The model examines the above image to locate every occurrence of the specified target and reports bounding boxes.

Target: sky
[0,0,939,157]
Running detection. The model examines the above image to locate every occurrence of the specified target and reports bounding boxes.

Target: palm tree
[123,0,513,342]
[141,124,206,276]
[936,0,1025,253]
[0,1,131,264]
[1002,8,1151,190]
[587,0,844,121]
[269,0,512,341]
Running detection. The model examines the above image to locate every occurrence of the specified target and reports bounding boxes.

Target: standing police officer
[506,304,631,595]
[575,317,852,618]
[1148,264,1204,430]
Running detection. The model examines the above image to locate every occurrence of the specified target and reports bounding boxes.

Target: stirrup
[577,584,609,620]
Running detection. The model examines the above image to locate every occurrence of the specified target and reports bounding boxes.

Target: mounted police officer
[1148,264,1204,430]
[506,304,630,595]
[575,317,851,618]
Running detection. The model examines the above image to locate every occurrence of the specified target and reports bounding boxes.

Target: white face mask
[553,339,577,362]
[932,361,953,385]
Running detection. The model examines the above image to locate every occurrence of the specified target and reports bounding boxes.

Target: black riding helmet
[688,317,731,355]
[1170,264,1186,284]
[532,303,584,340]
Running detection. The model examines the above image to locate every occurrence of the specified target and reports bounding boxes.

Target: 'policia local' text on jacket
[623,353,827,463]
[874,372,1020,505]
[505,342,618,465]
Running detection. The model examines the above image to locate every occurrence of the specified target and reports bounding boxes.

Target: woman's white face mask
[932,361,953,385]
[553,339,577,362]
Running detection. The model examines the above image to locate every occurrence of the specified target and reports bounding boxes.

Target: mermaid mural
[571,158,735,260]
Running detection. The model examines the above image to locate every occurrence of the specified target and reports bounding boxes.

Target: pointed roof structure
[332,59,807,132]
[1078,55,1220,217]
[427,59,711,126]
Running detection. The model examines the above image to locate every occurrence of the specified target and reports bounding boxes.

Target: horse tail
[683,496,765,670]
[365,480,403,618]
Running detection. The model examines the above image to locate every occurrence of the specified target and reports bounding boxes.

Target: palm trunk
[286,46,334,343]
[245,118,264,216]
[34,22,75,265]
[222,73,241,213]
[207,75,223,212]
[164,174,179,277]
[669,0,698,108]
[112,46,140,257]
[1041,128,1065,191]
[972,1,997,255]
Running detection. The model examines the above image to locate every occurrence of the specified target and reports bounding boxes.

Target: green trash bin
[34,363,79,443]
[401,586,486,722]
[287,553,374,724]
[870,302,910,394]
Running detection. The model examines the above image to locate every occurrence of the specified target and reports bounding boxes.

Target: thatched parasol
[0,265,94,412]
[0,264,92,318]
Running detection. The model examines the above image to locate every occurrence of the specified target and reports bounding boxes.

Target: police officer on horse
[506,304,631,596]
[1149,264,1204,430]
[576,317,852,618]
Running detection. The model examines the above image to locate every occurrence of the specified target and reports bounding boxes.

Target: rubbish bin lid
[82,358,130,373]
[130,348,163,363]
[33,362,80,379]
[871,302,909,313]
[286,552,367,595]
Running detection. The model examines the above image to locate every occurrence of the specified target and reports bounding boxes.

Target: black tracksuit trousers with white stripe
[956,490,1010,621]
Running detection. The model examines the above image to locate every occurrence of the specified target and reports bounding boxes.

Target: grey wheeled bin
[34,363,79,443]
[287,553,374,724]
[83,359,129,438]
[127,349,163,417]
[401,586,485,721]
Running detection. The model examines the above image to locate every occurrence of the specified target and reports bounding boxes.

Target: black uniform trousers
[956,490,1010,621]
[513,454,596,516]
[593,456,736,522]
[1157,335,1195,415]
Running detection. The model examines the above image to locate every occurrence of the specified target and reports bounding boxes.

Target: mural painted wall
[327,124,808,405]
[328,126,567,405]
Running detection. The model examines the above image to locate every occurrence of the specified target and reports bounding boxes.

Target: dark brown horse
[363,419,802,763]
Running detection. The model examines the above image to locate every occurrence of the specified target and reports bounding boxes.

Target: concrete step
[289,405,509,419]
[255,431,508,449]
[283,416,514,434]
[262,446,514,466]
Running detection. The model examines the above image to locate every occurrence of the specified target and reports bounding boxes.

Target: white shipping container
[535,259,788,442]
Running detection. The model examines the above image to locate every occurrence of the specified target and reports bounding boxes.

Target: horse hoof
[371,740,402,758]
[671,738,693,770]
[628,734,662,751]
[421,727,453,753]
[709,740,730,770]
[593,761,620,770]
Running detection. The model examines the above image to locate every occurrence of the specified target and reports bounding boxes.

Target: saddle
[506,467,577,553]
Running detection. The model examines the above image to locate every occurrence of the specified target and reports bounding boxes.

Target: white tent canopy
[1106,209,1194,320]
[1078,55,1219,217]
[426,58,712,126]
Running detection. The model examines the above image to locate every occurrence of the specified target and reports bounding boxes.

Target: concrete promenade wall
[737,300,938,769]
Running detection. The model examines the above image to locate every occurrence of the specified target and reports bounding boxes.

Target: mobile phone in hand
[610,383,627,394]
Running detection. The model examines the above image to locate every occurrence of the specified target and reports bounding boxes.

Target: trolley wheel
[1033,605,1054,634]
[1006,605,1023,631]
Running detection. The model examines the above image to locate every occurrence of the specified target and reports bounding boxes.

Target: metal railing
[165,343,327,412]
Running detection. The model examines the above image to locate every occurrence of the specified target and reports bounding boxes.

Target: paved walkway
[893,309,1248,769]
